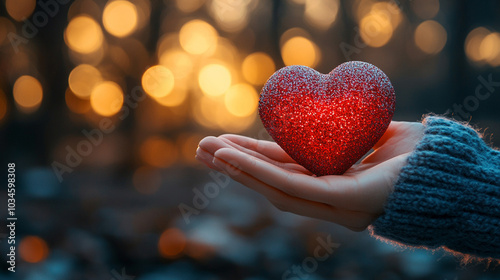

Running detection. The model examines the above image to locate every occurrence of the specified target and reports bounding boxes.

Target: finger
[199,136,276,165]
[212,155,374,230]
[196,147,221,171]
[198,136,232,155]
[364,122,423,164]
[213,148,356,207]
[217,137,313,175]
[372,121,398,150]
[354,153,411,214]
[200,136,311,174]
[219,134,296,163]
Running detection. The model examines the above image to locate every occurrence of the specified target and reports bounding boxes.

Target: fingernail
[212,157,224,168]
[196,151,207,161]
[195,155,204,163]
[197,149,213,160]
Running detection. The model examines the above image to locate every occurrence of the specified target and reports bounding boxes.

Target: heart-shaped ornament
[259,61,395,176]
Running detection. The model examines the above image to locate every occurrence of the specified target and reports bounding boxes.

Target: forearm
[370,116,500,259]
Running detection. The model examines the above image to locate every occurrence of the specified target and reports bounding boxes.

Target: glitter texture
[258,61,396,176]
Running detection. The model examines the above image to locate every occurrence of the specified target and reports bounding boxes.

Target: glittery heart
[259,61,395,176]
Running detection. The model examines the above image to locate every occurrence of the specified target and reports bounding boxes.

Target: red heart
[259,61,395,176]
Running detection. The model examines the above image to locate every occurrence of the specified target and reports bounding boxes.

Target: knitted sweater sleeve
[370,116,500,259]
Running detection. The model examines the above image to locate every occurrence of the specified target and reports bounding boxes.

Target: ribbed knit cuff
[370,116,500,259]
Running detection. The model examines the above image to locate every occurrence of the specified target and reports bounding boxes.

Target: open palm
[196,121,423,231]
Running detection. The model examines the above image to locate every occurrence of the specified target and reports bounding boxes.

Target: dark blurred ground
[0,0,500,279]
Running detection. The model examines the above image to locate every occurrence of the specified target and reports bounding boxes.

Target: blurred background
[1,0,500,279]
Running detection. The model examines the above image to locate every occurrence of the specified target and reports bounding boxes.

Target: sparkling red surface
[259,61,395,176]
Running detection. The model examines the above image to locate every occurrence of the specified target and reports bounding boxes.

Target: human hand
[196,121,424,231]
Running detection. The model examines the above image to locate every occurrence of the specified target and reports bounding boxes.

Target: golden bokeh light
[353,0,375,22]
[192,96,220,129]
[142,65,175,98]
[370,2,402,28]
[175,0,205,13]
[215,108,256,132]
[19,236,49,263]
[304,0,340,30]
[133,166,162,194]
[157,33,181,56]
[0,90,7,122]
[133,0,152,29]
[356,1,403,48]
[281,36,319,67]
[154,88,188,107]
[65,15,104,54]
[193,95,256,132]
[5,0,36,22]
[280,28,310,48]
[67,0,101,20]
[411,0,440,19]
[209,37,239,65]
[198,64,232,96]
[209,0,249,32]
[242,52,276,85]
[65,88,91,114]
[465,27,490,63]
[414,20,447,54]
[90,81,124,116]
[360,11,394,47]
[103,0,138,38]
[140,137,178,167]
[355,0,402,25]
[68,44,105,66]
[179,20,218,55]
[479,32,500,66]
[68,64,102,99]
[158,228,186,258]
[224,84,258,117]
[199,96,220,123]
[159,50,193,79]
[13,75,43,113]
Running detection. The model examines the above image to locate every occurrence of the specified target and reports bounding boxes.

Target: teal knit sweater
[370,116,500,259]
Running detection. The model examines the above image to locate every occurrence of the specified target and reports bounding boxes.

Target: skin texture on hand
[196,121,424,232]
